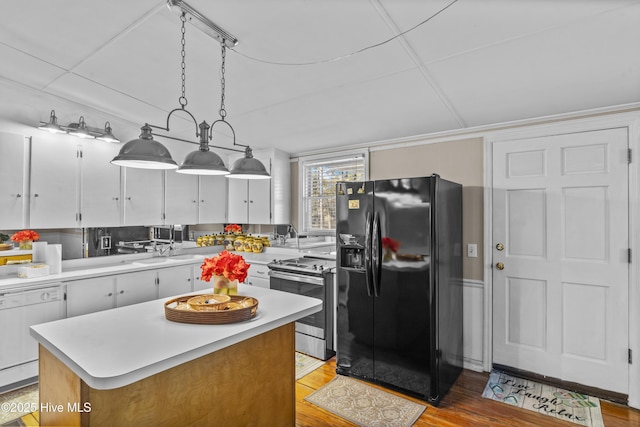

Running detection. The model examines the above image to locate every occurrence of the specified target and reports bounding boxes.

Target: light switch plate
[467,243,477,258]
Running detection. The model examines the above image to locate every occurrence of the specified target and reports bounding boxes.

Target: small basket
[165,295,259,324]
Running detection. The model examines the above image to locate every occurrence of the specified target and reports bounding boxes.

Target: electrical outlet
[467,243,477,258]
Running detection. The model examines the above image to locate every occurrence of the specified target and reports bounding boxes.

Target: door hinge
[629,248,632,263]
[629,348,633,364]
[628,148,632,164]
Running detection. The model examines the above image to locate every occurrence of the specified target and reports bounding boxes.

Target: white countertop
[30,284,321,390]
[0,247,303,291]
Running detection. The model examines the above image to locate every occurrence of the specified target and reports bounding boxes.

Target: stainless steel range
[268,256,336,360]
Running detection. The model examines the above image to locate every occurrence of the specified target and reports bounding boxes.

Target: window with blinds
[301,153,367,232]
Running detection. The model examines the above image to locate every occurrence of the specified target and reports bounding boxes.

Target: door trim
[483,111,640,409]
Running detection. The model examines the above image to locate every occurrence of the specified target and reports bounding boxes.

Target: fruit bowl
[187,294,231,311]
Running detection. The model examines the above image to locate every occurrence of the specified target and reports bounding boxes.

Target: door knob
[496,243,504,251]
[495,262,505,270]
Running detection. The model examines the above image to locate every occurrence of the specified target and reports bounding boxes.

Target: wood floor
[3,357,640,426]
[296,357,640,426]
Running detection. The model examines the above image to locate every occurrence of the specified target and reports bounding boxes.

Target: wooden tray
[165,295,258,324]
[0,243,13,251]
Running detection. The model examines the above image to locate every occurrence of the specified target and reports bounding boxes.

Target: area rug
[0,384,38,424]
[304,375,426,427]
[295,352,326,380]
[482,370,604,427]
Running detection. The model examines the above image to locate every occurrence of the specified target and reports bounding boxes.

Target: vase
[19,240,33,250]
[213,275,239,295]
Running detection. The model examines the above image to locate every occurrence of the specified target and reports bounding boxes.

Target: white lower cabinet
[116,270,158,307]
[66,276,117,317]
[66,270,157,317]
[193,265,211,292]
[157,266,193,298]
[65,265,199,318]
[245,262,270,289]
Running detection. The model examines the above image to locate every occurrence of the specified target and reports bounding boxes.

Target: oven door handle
[269,270,326,286]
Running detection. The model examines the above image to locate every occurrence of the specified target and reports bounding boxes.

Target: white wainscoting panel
[463,279,485,372]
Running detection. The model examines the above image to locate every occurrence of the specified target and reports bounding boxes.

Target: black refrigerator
[335,174,463,405]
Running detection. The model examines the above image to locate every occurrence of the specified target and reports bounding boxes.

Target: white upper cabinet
[226,148,290,225]
[163,142,199,225]
[79,141,122,227]
[164,170,199,225]
[0,132,28,229]
[123,168,164,226]
[29,134,79,228]
[198,175,227,224]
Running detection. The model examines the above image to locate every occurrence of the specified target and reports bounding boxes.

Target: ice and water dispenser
[339,234,364,269]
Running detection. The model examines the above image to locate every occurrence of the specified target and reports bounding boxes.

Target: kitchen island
[30,284,321,427]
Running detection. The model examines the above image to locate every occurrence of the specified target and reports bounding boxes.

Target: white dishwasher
[0,284,65,390]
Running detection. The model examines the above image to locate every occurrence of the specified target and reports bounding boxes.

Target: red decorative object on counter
[11,230,40,249]
[200,250,251,283]
[224,224,242,234]
[11,230,40,243]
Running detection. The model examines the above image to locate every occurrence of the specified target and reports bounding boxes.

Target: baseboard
[463,357,484,373]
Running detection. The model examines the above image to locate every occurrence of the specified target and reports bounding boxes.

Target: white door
[492,127,629,394]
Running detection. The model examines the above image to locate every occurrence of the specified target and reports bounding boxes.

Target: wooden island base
[39,323,295,427]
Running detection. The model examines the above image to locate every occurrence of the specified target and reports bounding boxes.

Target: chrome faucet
[155,225,175,256]
[157,242,175,257]
[288,224,300,250]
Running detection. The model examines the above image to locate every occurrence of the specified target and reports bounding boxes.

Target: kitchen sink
[170,254,206,261]
[131,258,174,266]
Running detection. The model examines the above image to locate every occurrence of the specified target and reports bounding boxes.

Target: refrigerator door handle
[371,212,381,297]
[364,211,374,297]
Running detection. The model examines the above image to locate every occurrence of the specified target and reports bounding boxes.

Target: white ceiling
[1,0,639,156]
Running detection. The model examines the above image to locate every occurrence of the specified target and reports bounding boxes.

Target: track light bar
[167,0,238,47]
[37,110,120,143]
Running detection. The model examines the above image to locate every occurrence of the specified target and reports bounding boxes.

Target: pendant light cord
[229,0,458,66]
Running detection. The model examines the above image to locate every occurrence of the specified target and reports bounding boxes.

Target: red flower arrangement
[224,224,242,234]
[200,250,251,283]
[11,230,40,242]
[381,237,399,253]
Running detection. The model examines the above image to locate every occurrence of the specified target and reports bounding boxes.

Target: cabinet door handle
[201,199,205,203]
[113,197,119,201]
[126,197,132,201]
[119,290,125,294]
[107,292,113,297]
[193,200,197,203]
[249,200,253,203]
[33,194,39,198]
[16,194,22,198]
